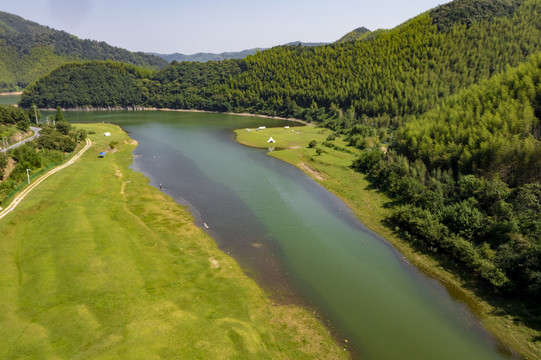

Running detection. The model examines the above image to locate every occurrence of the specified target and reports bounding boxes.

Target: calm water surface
[0,95,20,105]
[68,111,515,360]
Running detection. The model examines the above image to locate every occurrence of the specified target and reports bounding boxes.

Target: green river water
[0,95,21,106]
[59,110,515,359]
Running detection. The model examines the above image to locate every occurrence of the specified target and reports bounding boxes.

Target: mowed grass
[235,125,541,360]
[0,124,347,360]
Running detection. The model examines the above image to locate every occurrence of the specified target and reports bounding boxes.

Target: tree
[55,106,65,123]
[55,121,71,136]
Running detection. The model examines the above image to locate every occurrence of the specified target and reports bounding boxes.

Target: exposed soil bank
[37,106,312,125]
[0,92,22,96]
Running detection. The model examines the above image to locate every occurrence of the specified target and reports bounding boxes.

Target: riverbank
[0,92,22,96]
[38,106,313,125]
[234,125,540,360]
[0,124,346,359]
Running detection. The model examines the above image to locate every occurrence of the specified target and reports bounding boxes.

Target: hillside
[0,11,168,92]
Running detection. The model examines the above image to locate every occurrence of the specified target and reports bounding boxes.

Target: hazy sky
[1,0,450,54]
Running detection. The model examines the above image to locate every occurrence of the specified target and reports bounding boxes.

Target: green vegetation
[430,0,523,32]
[0,11,168,92]
[351,53,541,323]
[335,26,372,42]
[0,123,346,359]
[20,61,154,109]
[0,107,86,203]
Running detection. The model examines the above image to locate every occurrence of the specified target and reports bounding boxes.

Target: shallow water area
[67,110,516,360]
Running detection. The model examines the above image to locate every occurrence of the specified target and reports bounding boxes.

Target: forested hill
[0,11,168,92]
[22,0,541,125]
[353,53,541,312]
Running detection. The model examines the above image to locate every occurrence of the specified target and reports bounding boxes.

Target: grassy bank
[0,124,346,359]
[235,125,541,359]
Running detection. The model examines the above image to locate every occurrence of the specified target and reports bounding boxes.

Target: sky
[1,0,450,54]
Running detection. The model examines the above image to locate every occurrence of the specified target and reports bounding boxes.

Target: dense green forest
[353,53,541,304]
[17,0,541,335]
[0,11,168,92]
[21,61,155,109]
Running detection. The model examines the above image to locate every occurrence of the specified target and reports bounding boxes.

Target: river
[66,110,514,360]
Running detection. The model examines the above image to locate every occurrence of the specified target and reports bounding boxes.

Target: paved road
[2,126,41,152]
[0,137,92,219]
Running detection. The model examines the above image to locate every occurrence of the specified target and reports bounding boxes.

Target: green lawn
[234,125,541,360]
[0,124,346,359]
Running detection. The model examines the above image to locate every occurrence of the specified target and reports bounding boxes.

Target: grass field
[235,125,541,360]
[0,124,346,359]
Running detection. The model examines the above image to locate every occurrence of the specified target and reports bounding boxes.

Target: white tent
[267,137,275,143]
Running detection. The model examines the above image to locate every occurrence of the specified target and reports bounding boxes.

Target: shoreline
[37,106,313,125]
[0,92,22,96]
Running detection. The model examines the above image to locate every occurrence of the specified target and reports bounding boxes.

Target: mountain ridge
[150,42,329,63]
[0,11,168,92]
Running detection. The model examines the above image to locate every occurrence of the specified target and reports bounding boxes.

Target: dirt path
[298,162,326,180]
[0,138,92,220]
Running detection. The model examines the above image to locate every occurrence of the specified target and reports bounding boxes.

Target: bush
[308,140,317,148]
[55,121,71,135]
[36,132,76,152]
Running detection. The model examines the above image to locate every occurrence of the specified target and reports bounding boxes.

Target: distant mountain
[336,27,391,44]
[151,42,328,63]
[0,11,168,92]
[283,41,329,47]
[149,48,265,63]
